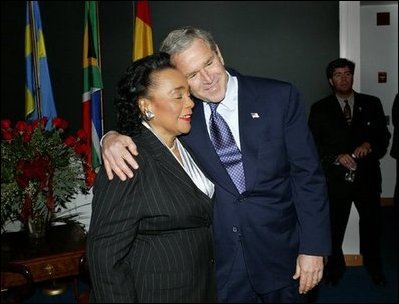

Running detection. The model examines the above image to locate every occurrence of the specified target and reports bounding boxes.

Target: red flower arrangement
[1,117,93,229]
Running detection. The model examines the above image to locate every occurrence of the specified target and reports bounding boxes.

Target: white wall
[58,189,92,231]
[340,0,398,258]
[3,191,92,233]
[361,2,398,198]
[340,1,361,256]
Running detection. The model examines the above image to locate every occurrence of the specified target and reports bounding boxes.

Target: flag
[25,1,57,129]
[82,1,103,177]
[132,0,153,60]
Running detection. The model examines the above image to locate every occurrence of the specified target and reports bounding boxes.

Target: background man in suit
[87,53,216,302]
[101,26,331,303]
[308,58,391,287]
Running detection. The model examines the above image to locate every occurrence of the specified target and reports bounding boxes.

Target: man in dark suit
[308,58,391,287]
[102,26,331,303]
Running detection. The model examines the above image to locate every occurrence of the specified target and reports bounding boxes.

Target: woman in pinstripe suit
[87,52,216,303]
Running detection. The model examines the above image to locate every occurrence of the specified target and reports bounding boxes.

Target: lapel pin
[250,113,260,118]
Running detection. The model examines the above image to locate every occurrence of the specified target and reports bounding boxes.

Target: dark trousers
[217,243,304,303]
[326,194,383,276]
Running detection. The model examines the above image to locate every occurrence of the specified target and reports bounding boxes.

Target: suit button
[210,259,215,264]
[232,226,238,233]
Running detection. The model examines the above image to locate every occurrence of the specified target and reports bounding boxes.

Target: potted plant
[1,117,95,236]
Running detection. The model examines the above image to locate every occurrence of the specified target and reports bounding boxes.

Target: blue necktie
[209,103,246,193]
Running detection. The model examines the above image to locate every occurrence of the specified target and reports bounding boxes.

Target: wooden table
[1,223,86,290]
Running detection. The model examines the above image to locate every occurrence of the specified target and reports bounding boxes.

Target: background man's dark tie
[343,100,352,125]
[208,102,246,193]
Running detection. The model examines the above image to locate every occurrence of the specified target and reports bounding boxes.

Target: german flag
[132,0,153,60]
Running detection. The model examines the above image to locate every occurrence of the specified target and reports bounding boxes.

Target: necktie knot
[209,102,219,113]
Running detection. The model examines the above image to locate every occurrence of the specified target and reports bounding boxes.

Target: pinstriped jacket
[87,127,216,303]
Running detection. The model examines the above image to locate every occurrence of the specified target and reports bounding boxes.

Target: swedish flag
[25,1,57,129]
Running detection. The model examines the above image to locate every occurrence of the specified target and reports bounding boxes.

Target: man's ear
[328,78,334,87]
[215,44,225,66]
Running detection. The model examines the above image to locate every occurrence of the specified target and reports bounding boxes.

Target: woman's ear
[138,98,155,121]
[138,98,150,113]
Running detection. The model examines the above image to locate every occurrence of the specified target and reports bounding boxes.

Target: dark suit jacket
[87,127,216,303]
[179,69,331,294]
[308,92,391,199]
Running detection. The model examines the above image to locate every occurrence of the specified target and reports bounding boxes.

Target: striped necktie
[208,102,246,193]
[343,100,352,125]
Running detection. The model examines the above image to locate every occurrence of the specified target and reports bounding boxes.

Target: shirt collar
[336,93,354,107]
[214,71,238,112]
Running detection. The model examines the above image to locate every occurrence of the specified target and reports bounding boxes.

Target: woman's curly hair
[114,52,173,136]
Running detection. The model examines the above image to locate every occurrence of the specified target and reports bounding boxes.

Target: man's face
[171,38,228,103]
[329,66,354,96]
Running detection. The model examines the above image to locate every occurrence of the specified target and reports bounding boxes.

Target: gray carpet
[309,205,398,303]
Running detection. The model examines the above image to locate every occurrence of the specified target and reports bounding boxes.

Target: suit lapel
[352,92,363,126]
[182,101,238,195]
[137,128,207,199]
[236,74,262,193]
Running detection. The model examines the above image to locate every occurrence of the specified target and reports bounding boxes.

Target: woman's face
[145,68,194,141]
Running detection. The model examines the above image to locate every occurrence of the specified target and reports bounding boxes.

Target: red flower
[64,135,77,147]
[76,129,89,142]
[1,117,93,227]
[75,143,90,156]
[1,131,14,141]
[15,121,28,134]
[1,119,11,130]
[22,133,32,143]
[38,117,48,129]
[16,156,51,190]
[84,166,97,188]
[52,117,69,130]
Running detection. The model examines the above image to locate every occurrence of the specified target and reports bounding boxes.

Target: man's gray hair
[160,26,218,56]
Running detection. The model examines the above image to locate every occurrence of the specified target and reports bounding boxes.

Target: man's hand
[337,153,357,171]
[101,131,139,181]
[352,142,372,158]
[292,254,324,294]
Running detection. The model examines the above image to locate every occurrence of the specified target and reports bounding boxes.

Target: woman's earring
[144,109,155,121]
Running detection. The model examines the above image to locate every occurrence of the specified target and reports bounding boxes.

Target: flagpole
[28,1,42,119]
[94,1,104,139]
